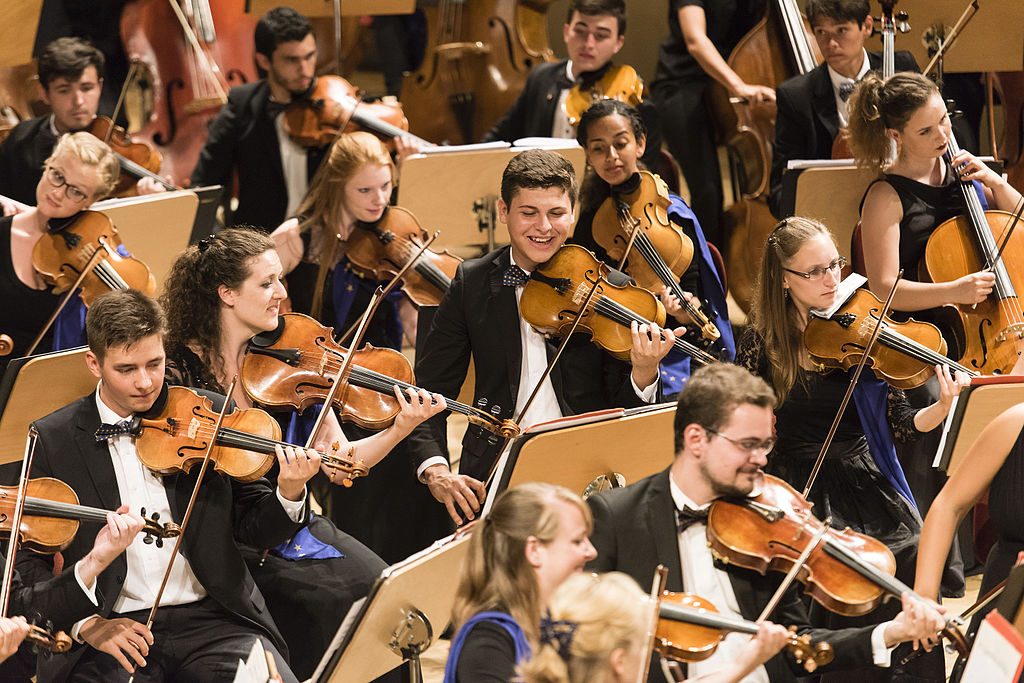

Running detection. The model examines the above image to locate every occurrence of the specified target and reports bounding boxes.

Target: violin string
[21,498,109,525]
[864,320,975,375]
[590,291,716,365]
[167,423,359,469]
[631,232,705,322]
[393,239,451,291]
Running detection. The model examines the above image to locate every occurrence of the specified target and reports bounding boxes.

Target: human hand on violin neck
[274,444,321,502]
[392,386,447,436]
[660,286,699,326]
[78,505,146,587]
[883,592,946,651]
[629,320,683,389]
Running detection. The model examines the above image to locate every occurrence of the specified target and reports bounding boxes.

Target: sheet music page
[961,612,1024,683]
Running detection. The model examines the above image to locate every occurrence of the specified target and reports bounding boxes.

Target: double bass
[401,0,556,144]
[712,0,821,312]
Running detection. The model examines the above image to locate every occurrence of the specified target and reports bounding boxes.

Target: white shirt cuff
[870,622,896,667]
[276,487,307,522]
[417,457,449,482]
[631,375,659,403]
[70,614,100,643]
[72,561,100,606]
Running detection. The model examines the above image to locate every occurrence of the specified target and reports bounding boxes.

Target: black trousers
[651,79,724,247]
[67,599,297,683]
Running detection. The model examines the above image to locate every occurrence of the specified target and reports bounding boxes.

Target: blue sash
[330,260,405,351]
[443,611,531,683]
[851,375,917,509]
[52,243,134,351]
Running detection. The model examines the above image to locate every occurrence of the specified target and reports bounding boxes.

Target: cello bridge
[996,324,1024,344]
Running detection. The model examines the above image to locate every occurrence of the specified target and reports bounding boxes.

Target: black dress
[163,345,395,681]
[736,329,945,681]
[979,427,1024,602]
[0,215,60,372]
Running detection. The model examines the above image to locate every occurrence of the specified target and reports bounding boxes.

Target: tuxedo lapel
[488,249,524,408]
[810,66,839,142]
[71,395,122,512]
[645,470,684,592]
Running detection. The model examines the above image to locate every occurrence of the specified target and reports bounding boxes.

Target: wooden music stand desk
[491,404,676,504]
[247,1,414,18]
[934,376,1024,474]
[93,190,199,291]
[0,1,42,67]
[311,532,472,683]
[397,143,588,255]
[781,163,878,261]
[0,347,94,463]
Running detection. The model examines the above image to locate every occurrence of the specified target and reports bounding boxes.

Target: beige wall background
[545,0,665,81]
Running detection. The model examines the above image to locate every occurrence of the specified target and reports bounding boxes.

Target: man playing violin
[16,290,319,682]
[481,0,662,168]
[408,148,679,526]
[190,7,324,232]
[769,0,919,219]
[0,38,165,216]
[587,362,948,682]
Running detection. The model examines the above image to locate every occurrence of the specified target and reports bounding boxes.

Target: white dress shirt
[670,476,897,679]
[828,49,872,128]
[551,61,577,139]
[73,385,305,638]
[275,111,309,219]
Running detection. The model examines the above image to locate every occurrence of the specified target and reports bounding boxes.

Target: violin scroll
[138,507,182,548]
[784,629,834,673]
[321,441,369,488]
[26,622,71,654]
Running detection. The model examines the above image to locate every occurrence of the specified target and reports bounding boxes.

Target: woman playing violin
[159,226,444,676]
[520,572,790,683]
[572,99,733,396]
[736,216,967,680]
[0,132,118,369]
[272,131,414,350]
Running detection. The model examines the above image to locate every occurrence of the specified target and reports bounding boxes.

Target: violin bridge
[572,282,588,306]
[318,352,329,376]
[188,417,200,440]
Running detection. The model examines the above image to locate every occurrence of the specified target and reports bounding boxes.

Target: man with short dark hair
[482,0,662,167]
[408,148,678,526]
[16,289,319,682]
[189,6,325,231]
[587,362,948,682]
[769,0,918,218]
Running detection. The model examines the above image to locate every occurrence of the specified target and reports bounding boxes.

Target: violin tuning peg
[330,440,341,454]
[143,534,154,545]
[155,537,164,549]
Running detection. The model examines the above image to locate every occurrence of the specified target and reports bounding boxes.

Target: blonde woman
[444,483,597,683]
[1,131,118,367]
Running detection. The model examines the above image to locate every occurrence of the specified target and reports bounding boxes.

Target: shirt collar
[509,251,533,275]
[669,475,709,513]
[565,60,577,84]
[94,382,131,424]
[48,115,60,137]
[826,49,871,92]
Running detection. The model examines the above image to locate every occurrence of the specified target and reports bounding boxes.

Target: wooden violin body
[804,286,974,389]
[32,211,157,306]
[86,116,173,196]
[401,0,556,144]
[347,206,462,307]
[0,63,42,144]
[564,64,644,127]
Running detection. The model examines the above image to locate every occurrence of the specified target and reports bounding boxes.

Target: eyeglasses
[43,165,89,203]
[704,427,777,456]
[782,256,846,281]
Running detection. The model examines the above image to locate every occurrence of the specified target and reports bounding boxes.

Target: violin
[86,116,177,195]
[347,206,462,307]
[922,130,1024,373]
[133,386,370,485]
[707,474,969,653]
[564,64,644,127]
[656,590,832,672]
[240,313,506,435]
[0,477,179,554]
[32,210,157,306]
[804,277,976,389]
[519,245,717,366]
[592,172,721,344]
[283,75,430,149]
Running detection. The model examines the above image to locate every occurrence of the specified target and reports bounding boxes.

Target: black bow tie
[676,505,709,533]
[502,264,531,288]
[838,81,855,102]
[94,419,134,442]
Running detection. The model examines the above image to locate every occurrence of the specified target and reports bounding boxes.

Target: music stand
[246,1,414,17]
[934,376,1024,474]
[1,1,42,67]
[92,190,199,289]
[0,347,94,463]
[187,185,224,244]
[311,532,472,683]
[397,143,588,254]
[780,163,878,259]
[489,404,676,508]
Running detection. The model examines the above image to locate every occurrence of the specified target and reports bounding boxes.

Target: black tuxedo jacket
[17,392,308,683]
[0,115,57,206]
[770,50,919,218]
[189,80,326,231]
[407,246,655,481]
[587,468,879,682]
[481,59,663,168]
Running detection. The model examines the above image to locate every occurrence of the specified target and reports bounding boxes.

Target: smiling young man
[587,362,949,682]
[407,149,678,526]
[16,290,319,682]
[481,0,662,167]
[189,6,323,231]
[769,0,919,218]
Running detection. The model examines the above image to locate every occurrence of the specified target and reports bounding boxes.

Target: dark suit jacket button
[116,575,124,584]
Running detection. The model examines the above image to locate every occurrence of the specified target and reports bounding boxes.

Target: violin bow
[986,194,1024,274]
[25,240,109,356]
[638,566,671,683]
[482,270,609,490]
[756,518,832,622]
[801,271,903,498]
[127,376,238,683]
[922,0,979,77]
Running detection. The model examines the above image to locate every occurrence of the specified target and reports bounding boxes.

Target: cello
[400,0,557,144]
[711,0,821,313]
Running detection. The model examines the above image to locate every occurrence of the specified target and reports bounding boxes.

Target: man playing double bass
[587,362,947,681]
